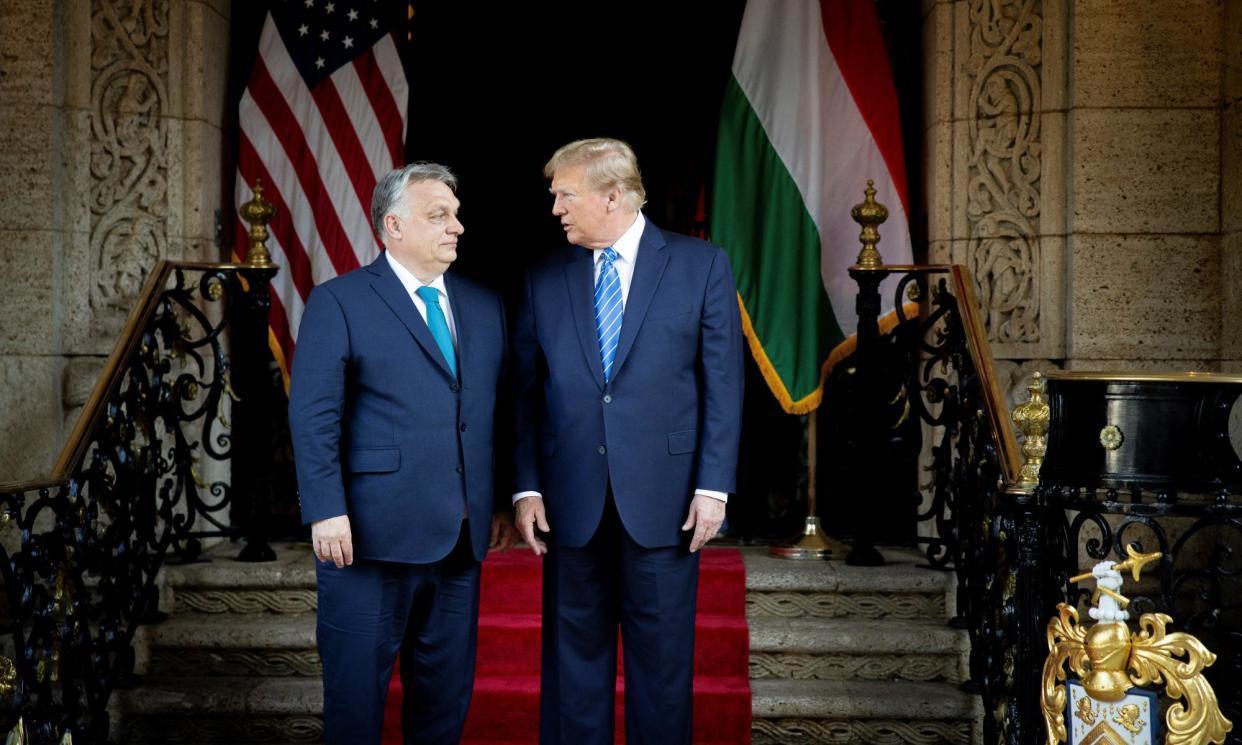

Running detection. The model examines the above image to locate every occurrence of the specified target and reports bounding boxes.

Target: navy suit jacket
[512,220,744,548]
[289,254,507,564]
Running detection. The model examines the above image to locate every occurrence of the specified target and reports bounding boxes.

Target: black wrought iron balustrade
[839,258,1055,744]
[843,255,1242,744]
[0,258,279,744]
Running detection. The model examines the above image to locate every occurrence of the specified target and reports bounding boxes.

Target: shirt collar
[595,212,645,267]
[385,250,448,298]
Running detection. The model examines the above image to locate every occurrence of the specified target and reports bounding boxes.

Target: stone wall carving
[89,0,170,312]
[965,0,1043,345]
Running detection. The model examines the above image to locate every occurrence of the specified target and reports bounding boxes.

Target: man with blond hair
[512,138,744,744]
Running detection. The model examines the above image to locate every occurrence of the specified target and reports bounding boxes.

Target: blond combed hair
[544,138,647,211]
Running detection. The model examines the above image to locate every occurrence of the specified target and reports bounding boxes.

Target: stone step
[110,677,323,743]
[750,679,979,745]
[748,617,967,683]
[138,612,319,677]
[743,548,952,621]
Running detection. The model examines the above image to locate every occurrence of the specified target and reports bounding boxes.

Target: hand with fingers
[681,494,725,553]
[312,514,354,568]
[515,496,550,555]
[490,512,520,552]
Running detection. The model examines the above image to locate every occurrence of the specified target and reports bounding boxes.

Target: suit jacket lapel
[611,222,668,380]
[564,249,606,389]
[367,254,456,380]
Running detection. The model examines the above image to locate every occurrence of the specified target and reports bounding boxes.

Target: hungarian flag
[711,0,913,414]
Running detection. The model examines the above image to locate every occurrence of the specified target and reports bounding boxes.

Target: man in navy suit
[289,162,517,745]
[512,138,744,744]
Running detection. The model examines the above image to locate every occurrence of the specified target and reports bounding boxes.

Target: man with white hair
[512,138,745,744]
[289,162,517,745]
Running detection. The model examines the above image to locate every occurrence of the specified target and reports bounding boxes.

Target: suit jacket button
[602,394,612,404]
[460,422,468,432]
[456,463,465,474]
[597,445,607,455]
[450,383,460,392]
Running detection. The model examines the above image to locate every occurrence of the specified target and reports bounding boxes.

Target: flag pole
[770,408,849,560]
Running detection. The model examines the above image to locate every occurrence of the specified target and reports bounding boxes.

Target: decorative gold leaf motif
[1042,602,1088,745]
[1128,613,1231,745]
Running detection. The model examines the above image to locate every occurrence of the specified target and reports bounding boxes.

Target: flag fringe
[736,293,918,416]
[270,327,291,395]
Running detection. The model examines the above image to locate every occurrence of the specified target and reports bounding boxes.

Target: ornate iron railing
[0,191,280,743]
[846,250,1242,743]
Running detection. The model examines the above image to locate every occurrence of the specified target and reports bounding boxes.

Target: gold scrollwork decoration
[1042,546,1231,745]
[1128,613,1231,745]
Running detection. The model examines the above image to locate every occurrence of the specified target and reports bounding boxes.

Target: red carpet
[382,548,752,744]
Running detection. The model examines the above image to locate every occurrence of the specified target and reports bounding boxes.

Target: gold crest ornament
[1041,545,1233,745]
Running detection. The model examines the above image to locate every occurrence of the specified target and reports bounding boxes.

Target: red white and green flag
[711,0,913,414]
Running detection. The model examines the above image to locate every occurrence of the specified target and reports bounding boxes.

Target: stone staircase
[743,548,979,745]
[111,543,981,744]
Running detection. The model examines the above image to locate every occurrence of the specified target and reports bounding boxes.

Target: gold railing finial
[240,179,276,268]
[1012,371,1050,489]
[851,179,888,270]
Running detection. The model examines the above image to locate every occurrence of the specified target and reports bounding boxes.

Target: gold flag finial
[850,179,888,270]
[1012,372,1050,490]
[240,179,276,268]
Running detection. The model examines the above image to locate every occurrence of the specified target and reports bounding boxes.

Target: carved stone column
[923,0,1230,385]
[1224,0,1242,375]
[0,0,231,481]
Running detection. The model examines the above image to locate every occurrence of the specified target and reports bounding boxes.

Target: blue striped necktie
[594,247,623,382]
[415,285,457,378]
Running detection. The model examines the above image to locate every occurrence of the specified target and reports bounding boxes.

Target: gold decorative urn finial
[240,179,276,268]
[1012,372,1051,489]
[1042,545,1232,745]
[850,179,888,270]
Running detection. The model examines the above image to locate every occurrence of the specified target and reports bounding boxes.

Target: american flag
[234,0,408,382]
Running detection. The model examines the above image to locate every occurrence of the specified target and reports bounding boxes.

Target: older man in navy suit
[512,138,745,744]
[289,162,517,745]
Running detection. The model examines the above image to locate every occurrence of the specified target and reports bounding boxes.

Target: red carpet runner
[382,548,752,744]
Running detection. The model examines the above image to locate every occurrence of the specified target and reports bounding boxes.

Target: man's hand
[490,512,520,552]
[312,515,354,567]
[681,495,726,553]
[515,496,550,555]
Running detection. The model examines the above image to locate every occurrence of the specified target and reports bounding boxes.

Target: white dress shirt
[385,251,458,347]
[513,213,727,505]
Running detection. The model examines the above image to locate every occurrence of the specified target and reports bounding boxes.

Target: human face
[383,180,463,281]
[550,163,622,250]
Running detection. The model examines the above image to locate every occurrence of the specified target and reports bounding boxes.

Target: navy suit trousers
[539,493,700,745]
[316,521,480,745]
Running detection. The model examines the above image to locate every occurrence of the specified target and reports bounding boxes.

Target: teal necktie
[415,285,457,378]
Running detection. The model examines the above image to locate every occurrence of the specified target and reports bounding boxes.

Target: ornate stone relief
[965,0,1043,344]
[89,0,170,312]
[752,719,971,745]
[150,649,322,678]
[175,589,319,615]
[746,592,945,620]
[750,652,962,684]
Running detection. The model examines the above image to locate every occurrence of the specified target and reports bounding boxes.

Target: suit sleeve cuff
[512,490,543,505]
[695,489,728,503]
